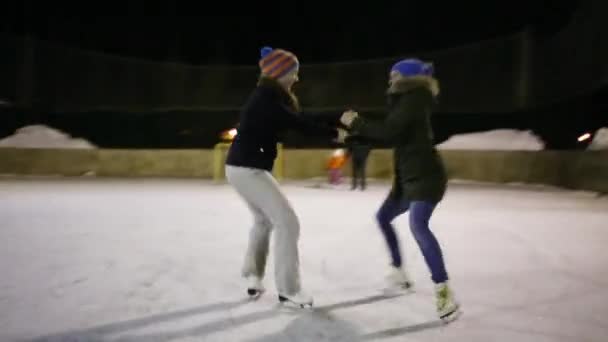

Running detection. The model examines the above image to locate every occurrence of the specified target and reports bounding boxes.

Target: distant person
[347,137,371,190]
[327,148,347,185]
[225,46,347,308]
[340,58,460,322]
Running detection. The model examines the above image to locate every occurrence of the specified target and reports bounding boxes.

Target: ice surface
[1,177,607,341]
[437,129,545,151]
[0,125,96,149]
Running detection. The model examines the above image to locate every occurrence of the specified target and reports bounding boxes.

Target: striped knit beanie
[259,46,299,79]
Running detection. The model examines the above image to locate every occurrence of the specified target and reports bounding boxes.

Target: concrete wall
[0,148,98,176]
[282,149,395,180]
[440,150,608,192]
[0,148,606,193]
[96,150,212,178]
[0,148,212,178]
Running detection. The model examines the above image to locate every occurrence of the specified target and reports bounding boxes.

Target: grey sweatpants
[225,165,301,295]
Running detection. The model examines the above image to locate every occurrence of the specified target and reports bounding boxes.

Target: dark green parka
[350,76,447,202]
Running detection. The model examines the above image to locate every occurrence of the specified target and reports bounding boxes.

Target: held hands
[336,108,360,143]
[340,109,359,128]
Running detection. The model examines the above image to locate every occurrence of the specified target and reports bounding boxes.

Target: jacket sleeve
[350,90,426,143]
[276,102,338,139]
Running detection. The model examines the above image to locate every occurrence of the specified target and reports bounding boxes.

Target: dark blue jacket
[226,77,338,171]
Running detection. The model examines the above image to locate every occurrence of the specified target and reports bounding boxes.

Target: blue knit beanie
[391,58,434,77]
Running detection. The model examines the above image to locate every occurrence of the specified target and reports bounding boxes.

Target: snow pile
[0,125,96,149]
[588,127,608,150]
[437,129,544,151]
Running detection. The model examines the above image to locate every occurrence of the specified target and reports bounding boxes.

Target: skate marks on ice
[245,293,445,342]
[23,293,433,342]
[244,310,362,342]
[351,293,455,341]
[22,299,251,342]
[315,293,403,312]
[360,320,447,340]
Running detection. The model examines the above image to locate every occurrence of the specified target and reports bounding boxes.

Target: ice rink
[1,177,607,342]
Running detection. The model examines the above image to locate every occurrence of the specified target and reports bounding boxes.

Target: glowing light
[332,148,345,157]
[578,133,591,142]
[220,128,238,141]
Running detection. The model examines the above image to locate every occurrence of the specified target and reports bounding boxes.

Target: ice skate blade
[247,288,264,300]
[278,295,314,309]
[398,281,413,290]
[381,283,414,296]
[440,307,462,324]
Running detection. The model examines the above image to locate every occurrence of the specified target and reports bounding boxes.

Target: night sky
[3,1,579,65]
[3,0,603,150]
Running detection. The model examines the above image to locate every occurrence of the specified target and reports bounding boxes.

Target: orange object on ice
[327,149,347,185]
[327,149,347,169]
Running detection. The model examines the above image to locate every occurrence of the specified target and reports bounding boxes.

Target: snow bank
[0,125,96,149]
[588,127,608,150]
[437,129,544,151]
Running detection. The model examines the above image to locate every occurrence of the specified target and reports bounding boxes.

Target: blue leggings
[376,195,448,284]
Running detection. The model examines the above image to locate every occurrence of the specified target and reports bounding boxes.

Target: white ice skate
[278,291,314,309]
[435,282,461,323]
[383,265,414,294]
[246,275,265,299]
